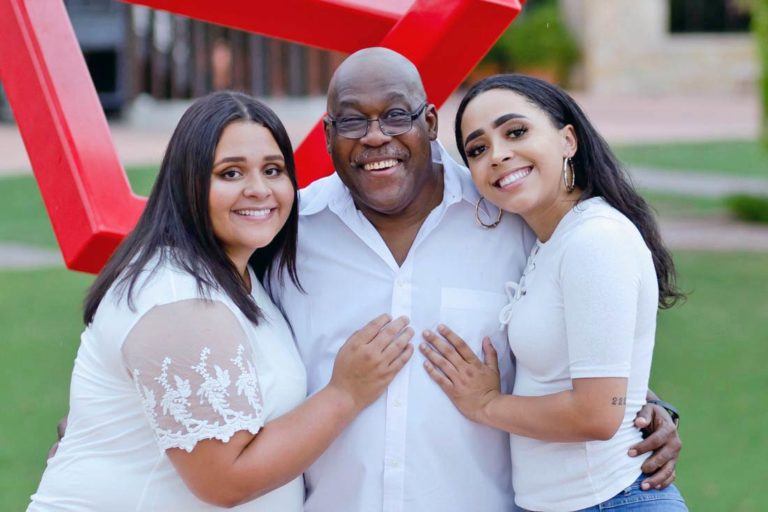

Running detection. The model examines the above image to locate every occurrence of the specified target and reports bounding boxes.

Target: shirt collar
[299,140,481,217]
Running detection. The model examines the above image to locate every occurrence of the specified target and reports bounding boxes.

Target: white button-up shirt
[274,142,534,512]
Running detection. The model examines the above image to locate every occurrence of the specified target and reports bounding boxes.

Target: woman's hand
[329,314,414,411]
[420,324,500,423]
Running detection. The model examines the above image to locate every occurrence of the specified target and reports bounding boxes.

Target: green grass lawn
[0,269,94,508]
[641,190,728,219]
[0,169,732,253]
[0,149,765,509]
[615,139,768,178]
[652,252,768,511]
[0,166,158,248]
[0,252,766,510]
[0,137,763,249]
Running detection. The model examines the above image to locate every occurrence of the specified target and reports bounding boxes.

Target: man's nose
[359,119,392,146]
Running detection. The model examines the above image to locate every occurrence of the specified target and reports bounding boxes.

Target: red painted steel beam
[126,0,412,53]
[0,0,522,273]
[0,0,146,274]
[295,0,524,186]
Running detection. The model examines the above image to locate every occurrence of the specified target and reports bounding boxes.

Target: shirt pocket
[438,287,508,354]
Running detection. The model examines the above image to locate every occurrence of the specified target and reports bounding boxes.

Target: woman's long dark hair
[83,91,301,325]
[455,75,683,308]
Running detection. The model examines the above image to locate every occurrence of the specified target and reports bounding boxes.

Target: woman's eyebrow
[493,113,527,128]
[464,113,529,147]
[213,156,246,167]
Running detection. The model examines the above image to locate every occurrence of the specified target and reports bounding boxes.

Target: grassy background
[615,139,768,178]
[1,142,766,510]
[0,166,157,249]
[641,191,728,219]
[0,167,740,251]
[1,253,766,510]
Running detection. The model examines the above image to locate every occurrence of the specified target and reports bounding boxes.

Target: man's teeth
[498,168,532,187]
[363,159,398,171]
[234,208,272,218]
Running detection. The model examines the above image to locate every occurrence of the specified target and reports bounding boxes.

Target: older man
[274,47,681,512]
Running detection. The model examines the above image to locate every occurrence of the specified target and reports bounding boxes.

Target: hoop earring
[475,197,503,229]
[562,157,576,193]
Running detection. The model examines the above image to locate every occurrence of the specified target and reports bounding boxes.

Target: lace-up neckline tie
[499,243,541,328]
[499,280,524,328]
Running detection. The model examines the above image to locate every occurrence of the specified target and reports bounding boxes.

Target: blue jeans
[518,474,688,511]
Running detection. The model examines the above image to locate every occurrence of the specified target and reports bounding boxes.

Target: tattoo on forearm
[611,397,626,406]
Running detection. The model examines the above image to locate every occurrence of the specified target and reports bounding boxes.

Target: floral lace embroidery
[133,344,265,452]
[232,344,263,411]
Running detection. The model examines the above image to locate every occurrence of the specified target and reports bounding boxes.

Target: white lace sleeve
[122,299,265,453]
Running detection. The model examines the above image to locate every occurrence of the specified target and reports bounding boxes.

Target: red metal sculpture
[0,0,522,273]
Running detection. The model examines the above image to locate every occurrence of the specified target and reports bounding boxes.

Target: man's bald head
[322,48,441,221]
[327,48,427,111]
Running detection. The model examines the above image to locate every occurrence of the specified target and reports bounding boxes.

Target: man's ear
[323,117,333,154]
[425,104,439,141]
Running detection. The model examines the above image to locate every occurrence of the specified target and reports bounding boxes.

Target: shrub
[725,194,768,223]
[483,0,580,85]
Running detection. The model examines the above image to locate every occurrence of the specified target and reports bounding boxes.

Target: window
[669,0,750,33]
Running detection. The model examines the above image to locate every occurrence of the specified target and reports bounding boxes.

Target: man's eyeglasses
[326,103,428,139]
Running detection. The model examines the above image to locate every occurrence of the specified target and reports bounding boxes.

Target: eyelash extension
[507,126,528,137]
[264,166,284,176]
[220,168,240,178]
[465,145,486,158]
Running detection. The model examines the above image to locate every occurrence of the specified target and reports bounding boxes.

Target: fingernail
[641,482,649,490]
[437,324,446,331]
[628,449,637,457]
[420,343,427,351]
[655,485,661,490]
[423,330,432,338]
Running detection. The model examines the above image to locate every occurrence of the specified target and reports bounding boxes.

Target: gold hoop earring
[562,157,576,193]
[475,197,503,229]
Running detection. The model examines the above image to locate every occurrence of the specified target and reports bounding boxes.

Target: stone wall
[561,0,756,95]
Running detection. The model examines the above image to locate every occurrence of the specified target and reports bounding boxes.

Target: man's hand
[47,415,68,459]
[628,404,681,490]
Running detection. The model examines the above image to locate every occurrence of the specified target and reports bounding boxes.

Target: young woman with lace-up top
[28,91,413,511]
[418,75,688,512]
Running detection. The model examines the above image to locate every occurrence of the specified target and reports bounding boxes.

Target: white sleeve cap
[122,299,265,452]
[560,217,645,379]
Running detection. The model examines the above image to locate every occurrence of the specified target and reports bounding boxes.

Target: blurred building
[61,0,345,114]
[560,0,759,94]
[561,0,756,94]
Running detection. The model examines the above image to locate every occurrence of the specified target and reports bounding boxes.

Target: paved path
[2,214,768,271]
[0,91,759,176]
[629,167,768,197]
[1,90,766,269]
[658,218,768,251]
[0,243,63,269]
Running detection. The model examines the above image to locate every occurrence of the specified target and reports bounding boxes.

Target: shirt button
[389,459,399,468]
[396,277,407,287]
[392,399,402,407]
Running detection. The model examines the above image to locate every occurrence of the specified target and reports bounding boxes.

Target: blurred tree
[478,0,579,85]
[739,0,768,147]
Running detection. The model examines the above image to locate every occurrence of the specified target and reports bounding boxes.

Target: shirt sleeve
[559,217,644,379]
[122,299,265,452]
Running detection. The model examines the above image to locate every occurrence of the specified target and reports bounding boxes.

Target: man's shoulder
[298,173,345,216]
